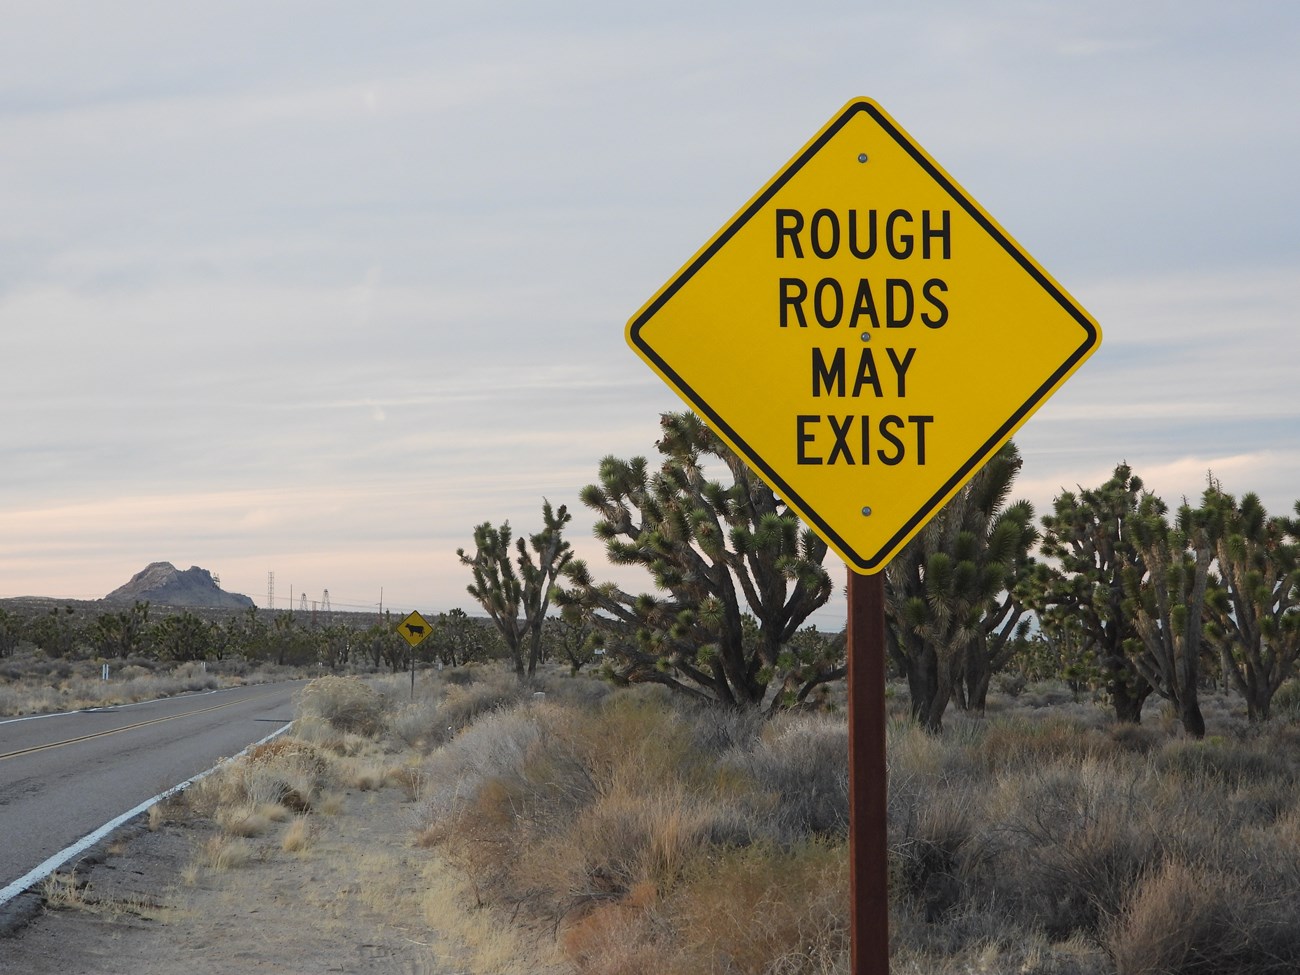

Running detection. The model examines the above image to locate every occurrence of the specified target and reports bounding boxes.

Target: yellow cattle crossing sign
[628,98,1101,573]
[397,610,432,648]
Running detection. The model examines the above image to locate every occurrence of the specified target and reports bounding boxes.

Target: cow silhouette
[404,623,426,638]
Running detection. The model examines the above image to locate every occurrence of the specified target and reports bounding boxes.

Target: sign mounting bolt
[861,506,873,516]
[858,153,869,163]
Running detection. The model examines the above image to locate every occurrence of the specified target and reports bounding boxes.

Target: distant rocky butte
[103,562,255,609]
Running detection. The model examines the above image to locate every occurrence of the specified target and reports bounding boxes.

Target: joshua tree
[557,412,836,711]
[1123,491,1214,739]
[885,442,1036,732]
[91,600,151,659]
[459,499,573,680]
[1202,488,1300,722]
[1033,464,1153,723]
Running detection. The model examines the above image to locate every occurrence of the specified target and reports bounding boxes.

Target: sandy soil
[0,780,475,975]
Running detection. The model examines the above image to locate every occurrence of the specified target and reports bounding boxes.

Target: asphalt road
[0,681,302,900]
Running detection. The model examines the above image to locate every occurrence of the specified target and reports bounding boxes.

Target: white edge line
[0,720,295,907]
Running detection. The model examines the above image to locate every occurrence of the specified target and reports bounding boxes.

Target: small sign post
[627,98,1101,971]
[398,610,433,699]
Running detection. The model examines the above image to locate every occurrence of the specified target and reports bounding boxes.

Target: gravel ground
[0,782,471,975]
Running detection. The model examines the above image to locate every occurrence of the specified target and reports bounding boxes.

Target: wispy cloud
[2,2,1298,623]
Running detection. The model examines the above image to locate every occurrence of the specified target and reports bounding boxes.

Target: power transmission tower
[267,571,275,610]
[321,589,332,625]
[299,593,309,613]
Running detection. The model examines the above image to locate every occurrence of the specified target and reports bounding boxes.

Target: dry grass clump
[434,673,527,740]
[415,689,852,973]
[185,738,330,819]
[42,871,90,910]
[297,675,385,736]
[668,840,848,974]
[1106,857,1300,974]
[241,738,329,811]
[385,764,426,801]
[721,712,849,841]
[40,869,169,922]
[386,695,443,747]
[199,835,254,871]
[1153,735,1291,789]
[216,805,274,838]
[338,757,387,791]
[280,815,314,853]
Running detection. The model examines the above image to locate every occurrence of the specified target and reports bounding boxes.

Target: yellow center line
[0,692,279,763]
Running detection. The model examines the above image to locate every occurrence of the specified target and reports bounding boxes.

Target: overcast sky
[2,1,1297,630]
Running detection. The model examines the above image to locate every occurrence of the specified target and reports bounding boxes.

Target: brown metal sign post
[847,570,889,972]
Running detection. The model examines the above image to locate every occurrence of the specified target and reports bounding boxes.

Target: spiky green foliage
[1203,488,1300,721]
[458,499,573,680]
[91,600,151,659]
[557,412,835,710]
[1122,489,1215,739]
[885,442,1036,732]
[1033,463,1153,723]
[148,609,214,661]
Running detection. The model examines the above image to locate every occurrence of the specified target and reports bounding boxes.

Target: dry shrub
[566,783,719,903]
[560,897,665,975]
[42,872,88,910]
[344,760,385,791]
[554,692,701,796]
[417,706,543,827]
[682,699,765,753]
[1155,737,1290,789]
[672,841,848,975]
[887,717,947,778]
[241,739,329,812]
[893,925,1107,975]
[183,738,329,820]
[297,675,385,735]
[973,713,1114,771]
[421,707,603,914]
[200,835,252,871]
[1108,721,1165,755]
[1107,857,1300,975]
[723,712,848,841]
[533,672,614,710]
[387,696,442,747]
[998,758,1162,937]
[386,764,426,801]
[1271,677,1300,721]
[184,762,246,818]
[281,816,313,853]
[894,796,976,922]
[419,692,754,931]
[435,677,527,740]
[288,713,341,749]
[217,804,271,837]
[260,801,292,823]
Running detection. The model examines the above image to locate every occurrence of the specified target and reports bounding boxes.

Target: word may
[812,346,915,398]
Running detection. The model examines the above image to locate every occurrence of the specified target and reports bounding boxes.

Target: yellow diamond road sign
[398,610,432,648]
[628,98,1101,573]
